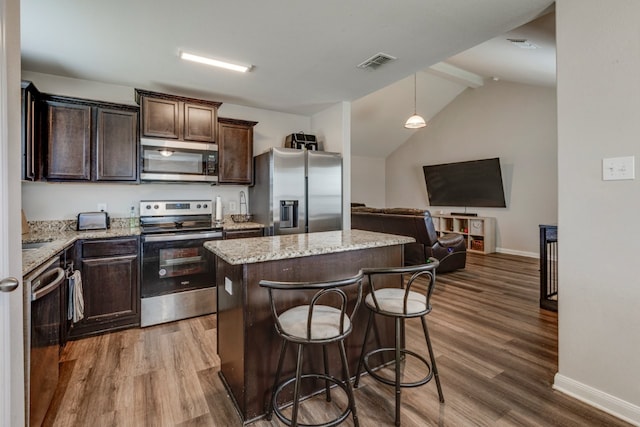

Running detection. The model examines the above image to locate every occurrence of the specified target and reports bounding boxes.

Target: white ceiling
[20,1,555,158]
[352,10,556,157]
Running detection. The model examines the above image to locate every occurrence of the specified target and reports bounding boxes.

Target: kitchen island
[204,229,414,423]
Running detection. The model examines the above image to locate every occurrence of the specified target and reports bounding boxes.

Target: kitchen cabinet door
[218,117,258,184]
[95,107,139,181]
[184,102,217,142]
[141,96,180,139]
[21,81,42,181]
[43,95,140,183]
[136,89,222,144]
[44,100,91,181]
[69,237,139,339]
[224,228,264,239]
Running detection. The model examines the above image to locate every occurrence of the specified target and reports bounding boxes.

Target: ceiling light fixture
[404,73,426,129]
[179,51,252,73]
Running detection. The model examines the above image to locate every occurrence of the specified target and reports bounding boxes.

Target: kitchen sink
[22,241,50,251]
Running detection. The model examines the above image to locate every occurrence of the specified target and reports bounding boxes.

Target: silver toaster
[77,211,110,231]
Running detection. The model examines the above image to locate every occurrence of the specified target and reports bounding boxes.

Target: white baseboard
[495,247,538,258]
[553,373,640,426]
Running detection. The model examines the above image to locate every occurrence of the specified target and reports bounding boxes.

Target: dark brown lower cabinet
[69,237,139,339]
[223,228,263,239]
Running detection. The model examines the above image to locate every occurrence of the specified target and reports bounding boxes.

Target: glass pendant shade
[404,114,426,128]
[404,73,427,129]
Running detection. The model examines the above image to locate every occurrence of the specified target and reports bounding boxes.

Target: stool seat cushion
[279,305,350,340]
[365,288,427,315]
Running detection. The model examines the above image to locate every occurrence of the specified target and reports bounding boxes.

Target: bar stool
[354,259,444,426]
[260,272,364,427]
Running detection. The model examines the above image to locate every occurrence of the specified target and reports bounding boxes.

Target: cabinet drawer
[81,237,138,258]
[224,229,263,239]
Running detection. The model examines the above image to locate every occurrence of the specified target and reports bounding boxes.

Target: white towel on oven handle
[68,270,85,323]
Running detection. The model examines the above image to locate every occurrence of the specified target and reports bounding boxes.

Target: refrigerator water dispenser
[279,200,299,228]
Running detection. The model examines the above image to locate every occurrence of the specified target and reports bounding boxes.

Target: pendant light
[404,73,426,129]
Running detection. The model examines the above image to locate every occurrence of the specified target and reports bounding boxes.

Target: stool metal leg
[323,345,332,402]
[354,309,374,388]
[338,340,360,427]
[421,316,444,403]
[394,317,402,426]
[291,343,305,427]
[267,339,289,420]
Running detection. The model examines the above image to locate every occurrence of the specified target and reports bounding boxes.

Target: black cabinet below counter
[223,228,264,239]
[68,236,140,339]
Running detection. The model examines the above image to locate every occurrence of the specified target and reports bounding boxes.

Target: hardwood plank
[43,253,633,427]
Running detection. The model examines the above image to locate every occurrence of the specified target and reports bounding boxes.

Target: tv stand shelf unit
[431,214,496,254]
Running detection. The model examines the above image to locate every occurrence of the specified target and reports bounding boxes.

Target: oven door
[140,230,222,327]
[141,230,221,297]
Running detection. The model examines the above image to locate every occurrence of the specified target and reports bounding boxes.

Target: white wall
[311,101,351,229]
[20,72,312,220]
[386,80,557,256]
[351,155,386,207]
[554,1,640,424]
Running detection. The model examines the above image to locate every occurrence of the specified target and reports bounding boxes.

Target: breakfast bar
[204,229,414,423]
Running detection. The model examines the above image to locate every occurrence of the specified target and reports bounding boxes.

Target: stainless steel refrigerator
[249,147,342,236]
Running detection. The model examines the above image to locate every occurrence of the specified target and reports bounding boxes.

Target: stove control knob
[145,204,151,210]
[197,204,202,209]
[154,204,159,210]
[203,204,208,209]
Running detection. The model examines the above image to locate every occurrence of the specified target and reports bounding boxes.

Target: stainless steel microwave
[140,138,218,183]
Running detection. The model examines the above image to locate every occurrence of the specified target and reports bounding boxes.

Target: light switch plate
[603,156,635,180]
[225,276,233,295]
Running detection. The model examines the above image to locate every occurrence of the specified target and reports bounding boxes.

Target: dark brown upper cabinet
[136,89,221,143]
[21,80,43,181]
[95,107,139,181]
[43,95,139,182]
[217,117,258,185]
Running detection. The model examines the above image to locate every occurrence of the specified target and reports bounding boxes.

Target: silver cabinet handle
[0,277,19,293]
[31,268,65,301]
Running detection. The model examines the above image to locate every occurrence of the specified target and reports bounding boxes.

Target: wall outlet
[229,201,237,211]
[97,203,107,212]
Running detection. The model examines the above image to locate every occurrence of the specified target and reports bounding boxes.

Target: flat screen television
[422,157,506,207]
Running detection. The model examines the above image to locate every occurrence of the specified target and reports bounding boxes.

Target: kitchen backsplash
[27,217,136,233]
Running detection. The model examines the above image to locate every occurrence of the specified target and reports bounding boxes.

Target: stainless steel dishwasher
[24,255,65,427]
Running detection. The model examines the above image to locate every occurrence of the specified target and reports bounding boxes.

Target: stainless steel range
[139,200,222,327]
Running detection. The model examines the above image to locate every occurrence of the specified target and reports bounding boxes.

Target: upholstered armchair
[351,207,467,273]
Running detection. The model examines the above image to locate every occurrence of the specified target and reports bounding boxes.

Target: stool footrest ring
[363,347,433,388]
[273,373,353,427]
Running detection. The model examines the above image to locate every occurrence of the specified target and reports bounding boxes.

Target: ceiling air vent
[507,38,539,49]
[357,52,397,70]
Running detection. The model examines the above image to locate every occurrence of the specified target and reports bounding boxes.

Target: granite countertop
[22,227,141,277]
[204,229,415,265]
[221,219,264,231]
[22,219,266,277]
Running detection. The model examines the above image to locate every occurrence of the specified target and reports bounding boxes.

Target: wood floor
[43,253,632,427]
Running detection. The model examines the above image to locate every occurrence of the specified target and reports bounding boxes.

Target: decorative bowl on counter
[231,214,253,223]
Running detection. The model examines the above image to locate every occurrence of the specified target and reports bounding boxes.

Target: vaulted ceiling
[20,0,555,157]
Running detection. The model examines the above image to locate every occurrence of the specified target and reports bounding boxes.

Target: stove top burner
[139,200,217,234]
